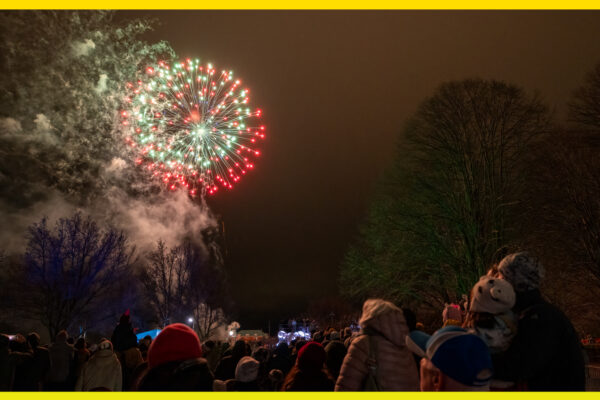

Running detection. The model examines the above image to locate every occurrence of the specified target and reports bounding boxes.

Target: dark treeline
[0,212,230,341]
[341,66,600,336]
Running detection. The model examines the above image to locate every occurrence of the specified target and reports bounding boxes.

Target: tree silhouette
[139,240,190,327]
[21,212,133,338]
[140,226,230,340]
[341,79,549,308]
[569,63,600,130]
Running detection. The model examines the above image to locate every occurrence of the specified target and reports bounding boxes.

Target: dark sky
[118,11,600,330]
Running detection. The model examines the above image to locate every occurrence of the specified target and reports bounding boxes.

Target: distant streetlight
[188,317,194,330]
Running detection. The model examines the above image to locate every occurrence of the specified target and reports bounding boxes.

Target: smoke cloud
[0,12,214,259]
[95,73,108,94]
[0,118,22,135]
[0,191,77,253]
[72,38,96,57]
[99,189,217,253]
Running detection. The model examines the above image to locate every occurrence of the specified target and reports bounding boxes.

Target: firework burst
[122,58,265,196]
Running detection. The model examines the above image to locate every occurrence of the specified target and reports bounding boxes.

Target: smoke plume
[0,11,217,257]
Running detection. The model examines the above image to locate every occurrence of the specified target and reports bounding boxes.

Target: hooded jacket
[75,348,122,391]
[335,299,419,391]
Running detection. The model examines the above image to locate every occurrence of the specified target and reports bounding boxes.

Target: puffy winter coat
[75,348,122,391]
[335,299,419,391]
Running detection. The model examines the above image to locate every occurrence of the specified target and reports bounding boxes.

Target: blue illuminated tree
[22,212,134,338]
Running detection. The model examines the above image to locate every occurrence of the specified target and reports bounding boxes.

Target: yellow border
[1,1,600,9]
[1,5,598,400]
[3,392,600,398]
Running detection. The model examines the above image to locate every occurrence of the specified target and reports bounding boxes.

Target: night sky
[117,11,600,330]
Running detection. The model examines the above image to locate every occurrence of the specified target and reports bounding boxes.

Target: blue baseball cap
[406,326,493,387]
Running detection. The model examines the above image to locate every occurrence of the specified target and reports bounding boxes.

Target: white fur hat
[470,276,515,314]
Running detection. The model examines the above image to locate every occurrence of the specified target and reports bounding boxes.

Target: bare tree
[499,61,600,334]
[139,241,191,327]
[341,79,549,307]
[560,145,600,282]
[187,262,228,341]
[191,301,225,341]
[189,226,230,341]
[569,62,600,129]
[140,230,229,340]
[20,212,133,338]
[561,62,600,282]
[525,63,600,292]
[523,134,600,335]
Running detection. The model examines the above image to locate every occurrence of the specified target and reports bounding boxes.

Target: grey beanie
[497,252,545,292]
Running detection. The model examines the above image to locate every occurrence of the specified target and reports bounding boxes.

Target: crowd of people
[0,251,588,391]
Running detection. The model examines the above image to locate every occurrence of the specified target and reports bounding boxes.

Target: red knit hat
[297,341,326,371]
[148,323,202,369]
